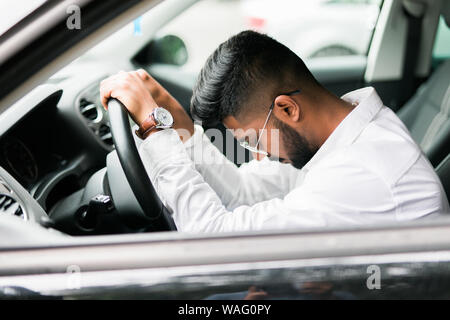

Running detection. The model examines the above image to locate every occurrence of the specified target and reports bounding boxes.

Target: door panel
[2,221,450,299]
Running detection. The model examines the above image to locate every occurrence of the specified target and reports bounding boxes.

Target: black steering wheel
[107,99,175,231]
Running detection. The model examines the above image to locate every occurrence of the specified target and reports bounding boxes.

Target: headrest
[403,0,426,18]
[403,0,450,26]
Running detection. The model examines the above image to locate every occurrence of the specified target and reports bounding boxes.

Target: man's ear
[272,95,301,123]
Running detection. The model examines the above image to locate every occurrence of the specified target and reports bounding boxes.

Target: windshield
[0,0,46,36]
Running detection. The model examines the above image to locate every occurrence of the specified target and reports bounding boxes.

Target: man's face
[223,113,318,169]
[272,116,318,169]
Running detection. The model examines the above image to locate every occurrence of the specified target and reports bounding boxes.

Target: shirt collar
[302,87,384,170]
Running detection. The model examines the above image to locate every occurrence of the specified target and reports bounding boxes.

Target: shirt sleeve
[138,128,299,232]
[180,124,299,210]
[138,128,399,233]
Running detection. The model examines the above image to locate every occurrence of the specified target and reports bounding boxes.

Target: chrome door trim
[1,249,450,298]
[1,219,450,274]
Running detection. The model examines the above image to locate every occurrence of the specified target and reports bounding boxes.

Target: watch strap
[136,112,158,139]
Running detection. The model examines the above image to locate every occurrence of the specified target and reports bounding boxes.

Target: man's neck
[315,93,356,147]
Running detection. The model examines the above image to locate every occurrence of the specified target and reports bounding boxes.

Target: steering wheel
[107,99,175,231]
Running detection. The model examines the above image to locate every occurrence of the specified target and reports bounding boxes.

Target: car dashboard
[0,73,114,224]
[0,92,73,191]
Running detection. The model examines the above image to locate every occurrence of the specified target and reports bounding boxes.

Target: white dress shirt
[138,87,449,233]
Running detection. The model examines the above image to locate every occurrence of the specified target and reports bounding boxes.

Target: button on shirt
[138,87,449,232]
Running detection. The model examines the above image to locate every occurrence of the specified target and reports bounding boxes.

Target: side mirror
[134,35,188,66]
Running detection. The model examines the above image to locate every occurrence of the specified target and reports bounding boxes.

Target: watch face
[154,107,174,127]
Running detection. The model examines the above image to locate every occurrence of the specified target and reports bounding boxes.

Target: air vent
[79,98,100,122]
[78,97,113,147]
[0,194,25,219]
[99,124,113,145]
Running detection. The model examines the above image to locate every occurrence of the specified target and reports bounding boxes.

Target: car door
[1,0,450,301]
[1,218,450,299]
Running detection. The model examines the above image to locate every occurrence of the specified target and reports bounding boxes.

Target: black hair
[190,30,319,125]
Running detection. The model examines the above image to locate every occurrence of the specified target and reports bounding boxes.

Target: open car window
[432,15,450,64]
[0,0,447,238]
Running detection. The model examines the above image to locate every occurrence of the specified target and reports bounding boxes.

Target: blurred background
[153,0,384,73]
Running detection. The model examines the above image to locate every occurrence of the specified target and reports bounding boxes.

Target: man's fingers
[100,75,120,109]
[100,69,150,110]
[137,68,150,81]
[100,79,115,110]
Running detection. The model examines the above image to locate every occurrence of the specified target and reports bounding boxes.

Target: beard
[270,118,318,169]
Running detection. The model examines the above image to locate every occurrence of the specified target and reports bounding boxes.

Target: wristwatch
[135,107,174,139]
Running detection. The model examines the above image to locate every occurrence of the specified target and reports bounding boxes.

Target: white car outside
[240,0,381,59]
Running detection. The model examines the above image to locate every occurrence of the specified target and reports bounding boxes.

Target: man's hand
[100,69,194,140]
[100,70,158,126]
[136,69,195,139]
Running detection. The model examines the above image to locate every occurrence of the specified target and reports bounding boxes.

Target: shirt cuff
[138,128,190,180]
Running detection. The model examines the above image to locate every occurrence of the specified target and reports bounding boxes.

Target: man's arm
[97,71,399,232]
[138,128,294,232]
[138,128,399,232]
[103,69,299,209]
[184,124,300,210]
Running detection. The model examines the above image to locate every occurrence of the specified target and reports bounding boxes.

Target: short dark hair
[190,30,318,125]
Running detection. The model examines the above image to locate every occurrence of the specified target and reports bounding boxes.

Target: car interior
[0,0,449,242]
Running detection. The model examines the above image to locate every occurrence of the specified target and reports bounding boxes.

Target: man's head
[190,31,346,169]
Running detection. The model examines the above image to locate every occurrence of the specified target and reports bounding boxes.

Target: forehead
[223,115,264,140]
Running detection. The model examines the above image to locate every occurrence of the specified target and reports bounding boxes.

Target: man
[100,31,449,233]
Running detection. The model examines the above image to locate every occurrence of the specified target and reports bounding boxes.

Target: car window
[152,0,383,73]
[432,16,450,64]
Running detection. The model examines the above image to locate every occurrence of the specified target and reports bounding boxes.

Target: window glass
[155,0,383,72]
[432,16,450,62]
